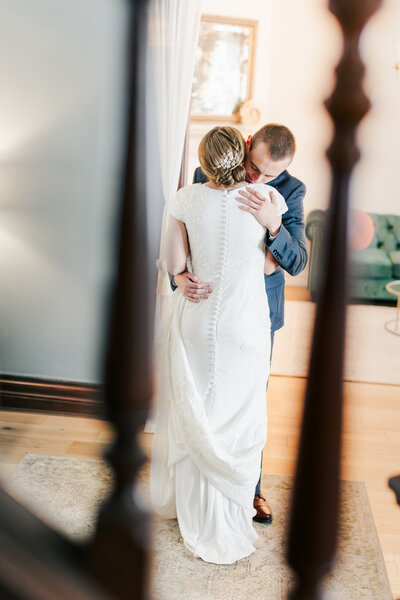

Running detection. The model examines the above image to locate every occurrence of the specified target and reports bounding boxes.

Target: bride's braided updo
[198,127,246,188]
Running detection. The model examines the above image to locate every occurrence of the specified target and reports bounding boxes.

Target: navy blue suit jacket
[191,167,308,332]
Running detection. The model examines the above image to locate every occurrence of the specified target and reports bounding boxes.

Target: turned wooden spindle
[85,1,153,599]
[286,1,382,599]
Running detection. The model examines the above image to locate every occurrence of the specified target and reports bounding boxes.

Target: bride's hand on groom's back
[174,272,212,303]
[237,188,282,236]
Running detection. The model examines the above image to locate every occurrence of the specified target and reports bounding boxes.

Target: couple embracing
[150,124,307,564]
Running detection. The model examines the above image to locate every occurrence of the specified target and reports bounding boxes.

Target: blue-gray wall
[0,0,162,382]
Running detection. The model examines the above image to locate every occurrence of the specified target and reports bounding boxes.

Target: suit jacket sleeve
[193,166,208,184]
[265,182,308,276]
[169,272,177,292]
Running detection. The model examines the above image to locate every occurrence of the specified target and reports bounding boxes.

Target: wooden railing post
[84,1,154,599]
[286,1,382,598]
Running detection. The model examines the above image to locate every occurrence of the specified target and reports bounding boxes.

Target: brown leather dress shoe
[253,492,273,523]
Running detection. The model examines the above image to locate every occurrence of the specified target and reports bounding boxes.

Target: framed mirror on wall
[190,15,258,122]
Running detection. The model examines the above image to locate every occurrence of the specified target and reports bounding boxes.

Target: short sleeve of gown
[169,187,186,222]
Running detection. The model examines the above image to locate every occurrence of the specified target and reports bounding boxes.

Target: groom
[172,124,307,523]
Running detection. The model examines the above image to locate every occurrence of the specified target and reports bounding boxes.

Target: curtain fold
[149,0,202,299]
[145,0,202,433]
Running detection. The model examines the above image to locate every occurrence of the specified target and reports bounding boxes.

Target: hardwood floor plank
[0,374,399,596]
[66,440,108,459]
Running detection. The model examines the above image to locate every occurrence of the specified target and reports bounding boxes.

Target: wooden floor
[285,284,312,302]
[0,374,399,597]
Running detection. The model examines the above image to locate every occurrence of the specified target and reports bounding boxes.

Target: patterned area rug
[6,453,392,600]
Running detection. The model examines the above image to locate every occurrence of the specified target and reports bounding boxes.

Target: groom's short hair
[251,124,296,161]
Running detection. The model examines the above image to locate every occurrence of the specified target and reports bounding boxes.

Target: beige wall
[189,0,400,282]
[189,0,341,212]
[187,0,273,183]
[267,0,340,216]
[268,0,400,217]
[353,0,400,213]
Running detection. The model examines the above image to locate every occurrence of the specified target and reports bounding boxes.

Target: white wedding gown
[150,182,287,564]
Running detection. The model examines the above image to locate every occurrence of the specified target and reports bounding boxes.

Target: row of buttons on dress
[204,193,229,411]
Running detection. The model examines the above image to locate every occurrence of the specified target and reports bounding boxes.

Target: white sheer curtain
[149,0,202,305]
[145,1,202,433]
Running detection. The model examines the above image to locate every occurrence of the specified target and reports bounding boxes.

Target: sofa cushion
[369,214,400,252]
[389,251,400,278]
[350,248,393,279]
[348,277,395,301]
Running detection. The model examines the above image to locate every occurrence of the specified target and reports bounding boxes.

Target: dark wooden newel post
[85,0,153,599]
[286,1,382,599]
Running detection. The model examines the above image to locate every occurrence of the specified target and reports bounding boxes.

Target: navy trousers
[254,268,285,496]
[254,330,275,496]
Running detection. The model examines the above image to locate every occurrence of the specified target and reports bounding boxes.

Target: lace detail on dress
[183,185,215,277]
[169,334,257,508]
[169,187,186,222]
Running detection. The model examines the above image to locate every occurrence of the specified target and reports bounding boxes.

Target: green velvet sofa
[306,210,400,301]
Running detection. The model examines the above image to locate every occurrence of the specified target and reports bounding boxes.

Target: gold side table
[385,280,400,336]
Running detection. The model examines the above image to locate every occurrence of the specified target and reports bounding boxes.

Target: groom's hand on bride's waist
[174,272,212,303]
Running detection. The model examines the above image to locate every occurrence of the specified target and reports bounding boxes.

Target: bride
[150,126,287,564]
